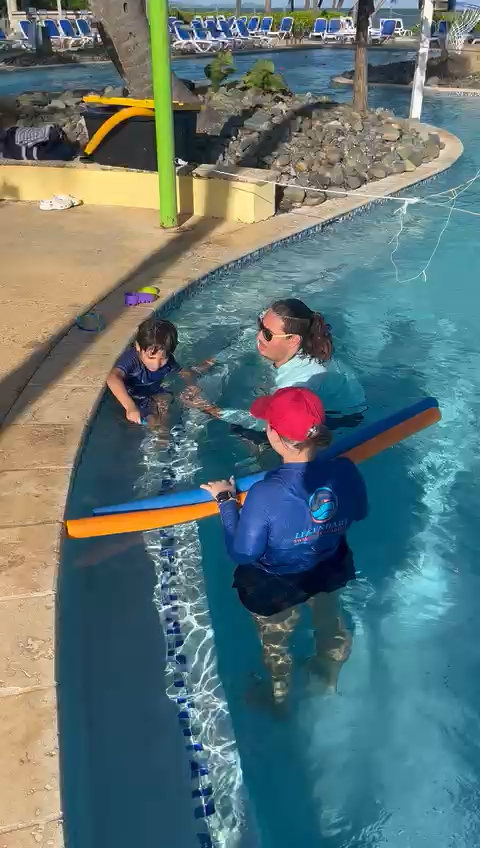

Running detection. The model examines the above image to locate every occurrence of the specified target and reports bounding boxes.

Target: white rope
[205,164,480,283]
[389,196,456,283]
[207,165,480,217]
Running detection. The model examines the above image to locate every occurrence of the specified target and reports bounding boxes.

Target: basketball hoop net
[447,5,480,51]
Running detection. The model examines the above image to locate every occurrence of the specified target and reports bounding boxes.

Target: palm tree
[264,0,272,13]
[90,0,198,103]
[352,0,372,112]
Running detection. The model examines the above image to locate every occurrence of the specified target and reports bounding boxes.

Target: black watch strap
[215,490,236,504]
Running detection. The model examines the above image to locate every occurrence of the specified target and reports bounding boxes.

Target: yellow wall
[0,163,276,224]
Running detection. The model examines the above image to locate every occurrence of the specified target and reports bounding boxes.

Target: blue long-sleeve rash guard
[219,456,368,574]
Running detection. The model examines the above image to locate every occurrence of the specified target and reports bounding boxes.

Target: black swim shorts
[233,540,355,617]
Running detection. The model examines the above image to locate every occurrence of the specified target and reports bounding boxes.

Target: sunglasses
[257,315,292,343]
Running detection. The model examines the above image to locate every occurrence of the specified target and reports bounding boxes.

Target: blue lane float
[93,397,440,516]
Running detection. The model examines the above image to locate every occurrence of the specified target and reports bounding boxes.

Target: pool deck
[0,124,463,846]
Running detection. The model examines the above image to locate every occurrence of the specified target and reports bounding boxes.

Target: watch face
[217,491,233,503]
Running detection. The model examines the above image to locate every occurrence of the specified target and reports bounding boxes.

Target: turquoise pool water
[0,47,408,96]
[59,67,480,848]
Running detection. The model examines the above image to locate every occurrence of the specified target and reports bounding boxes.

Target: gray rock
[243,109,271,132]
[383,150,400,165]
[407,148,425,167]
[296,174,311,187]
[396,143,415,161]
[346,175,363,190]
[369,166,388,180]
[311,168,331,187]
[403,159,417,172]
[423,142,440,161]
[103,85,125,97]
[326,147,342,165]
[382,127,401,142]
[305,190,328,206]
[427,76,439,86]
[303,191,327,205]
[275,154,290,168]
[390,161,406,174]
[283,186,306,204]
[329,165,345,187]
[48,99,67,111]
[18,91,49,107]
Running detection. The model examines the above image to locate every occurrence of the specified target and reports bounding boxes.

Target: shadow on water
[57,398,200,848]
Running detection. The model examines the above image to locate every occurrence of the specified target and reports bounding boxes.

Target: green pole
[148,0,178,228]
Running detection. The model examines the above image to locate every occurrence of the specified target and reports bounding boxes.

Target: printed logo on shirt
[309,486,338,524]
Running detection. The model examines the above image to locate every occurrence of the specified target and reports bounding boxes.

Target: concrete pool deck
[0,125,463,846]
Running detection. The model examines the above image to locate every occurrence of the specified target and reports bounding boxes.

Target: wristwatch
[215,490,236,505]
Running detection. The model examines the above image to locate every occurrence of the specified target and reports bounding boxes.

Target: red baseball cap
[250,387,326,442]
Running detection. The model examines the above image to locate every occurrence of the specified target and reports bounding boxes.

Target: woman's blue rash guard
[218,456,368,574]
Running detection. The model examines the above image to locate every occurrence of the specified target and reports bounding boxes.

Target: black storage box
[83,104,198,170]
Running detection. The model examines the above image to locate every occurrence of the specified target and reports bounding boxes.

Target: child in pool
[106,317,217,427]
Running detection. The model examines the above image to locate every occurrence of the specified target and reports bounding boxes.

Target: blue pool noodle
[93,397,438,516]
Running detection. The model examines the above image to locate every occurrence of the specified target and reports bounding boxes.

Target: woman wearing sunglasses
[201,387,368,706]
[255,298,366,427]
[182,298,366,446]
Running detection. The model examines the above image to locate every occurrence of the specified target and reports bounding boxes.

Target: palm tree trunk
[91,0,198,103]
[304,0,311,9]
[264,0,272,14]
[352,0,371,113]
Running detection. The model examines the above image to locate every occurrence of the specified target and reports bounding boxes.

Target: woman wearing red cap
[201,387,368,705]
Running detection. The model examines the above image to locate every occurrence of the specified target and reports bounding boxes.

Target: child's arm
[174,359,223,417]
[177,358,216,384]
[106,367,143,424]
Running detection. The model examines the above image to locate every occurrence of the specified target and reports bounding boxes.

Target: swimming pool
[59,77,480,848]
[0,47,408,96]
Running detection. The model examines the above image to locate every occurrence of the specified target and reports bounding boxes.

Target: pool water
[0,47,408,96]
[59,65,480,848]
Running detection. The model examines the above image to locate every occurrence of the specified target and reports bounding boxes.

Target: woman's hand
[200,477,236,500]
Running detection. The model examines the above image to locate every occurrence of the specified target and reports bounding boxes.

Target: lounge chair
[380,17,411,37]
[18,19,35,42]
[247,16,260,33]
[309,17,327,40]
[58,18,91,46]
[43,18,71,47]
[0,26,28,48]
[203,19,233,46]
[217,19,244,46]
[251,16,273,38]
[370,18,396,43]
[324,18,343,41]
[261,16,294,42]
[172,24,214,53]
[233,18,255,43]
[75,18,98,42]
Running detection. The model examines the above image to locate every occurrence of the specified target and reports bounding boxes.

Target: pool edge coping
[332,73,480,96]
[0,122,463,847]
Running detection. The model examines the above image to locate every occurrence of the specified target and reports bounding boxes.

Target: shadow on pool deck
[0,98,334,432]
